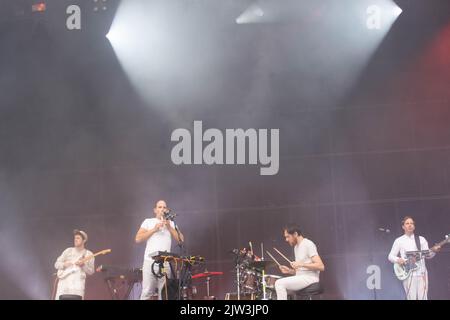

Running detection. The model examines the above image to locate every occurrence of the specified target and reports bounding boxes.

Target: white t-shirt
[294,238,320,281]
[141,218,175,261]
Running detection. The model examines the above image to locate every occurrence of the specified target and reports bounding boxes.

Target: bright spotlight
[236,4,266,24]
[366,1,402,31]
[392,6,403,17]
[105,28,114,42]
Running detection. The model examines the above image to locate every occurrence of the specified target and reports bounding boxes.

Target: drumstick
[249,241,253,254]
[265,250,282,267]
[273,247,293,264]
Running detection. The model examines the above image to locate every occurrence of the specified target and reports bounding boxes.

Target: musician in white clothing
[388,216,441,300]
[54,230,95,300]
[274,225,325,300]
[135,200,184,300]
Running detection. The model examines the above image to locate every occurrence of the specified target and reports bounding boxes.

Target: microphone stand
[235,253,241,300]
[371,227,392,300]
[172,217,185,300]
[261,242,267,300]
[369,228,377,300]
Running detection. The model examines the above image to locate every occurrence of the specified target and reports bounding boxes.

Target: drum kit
[231,243,280,300]
[147,244,289,300]
[187,243,284,300]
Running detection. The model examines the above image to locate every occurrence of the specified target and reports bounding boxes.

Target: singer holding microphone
[135,200,184,300]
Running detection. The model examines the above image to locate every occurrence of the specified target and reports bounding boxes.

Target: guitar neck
[79,255,94,264]
[79,251,107,264]
[435,239,448,248]
[432,236,449,251]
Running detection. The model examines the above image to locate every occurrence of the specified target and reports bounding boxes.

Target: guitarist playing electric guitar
[388,216,443,300]
[53,229,95,300]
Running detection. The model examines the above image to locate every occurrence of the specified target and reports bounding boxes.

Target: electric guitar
[394,234,449,281]
[57,249,111,280]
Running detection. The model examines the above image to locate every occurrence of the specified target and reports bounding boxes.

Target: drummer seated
[275,227,325,300]
[275,264,322,301]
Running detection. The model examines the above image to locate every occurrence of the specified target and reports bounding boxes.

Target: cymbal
[191,271,224,279]
[248,260,275,269]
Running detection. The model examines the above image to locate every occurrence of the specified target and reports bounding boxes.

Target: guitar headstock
[434,234,450,249]
[444,234,450,244]
[100,249,112,255]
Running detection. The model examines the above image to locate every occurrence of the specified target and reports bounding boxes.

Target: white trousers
[403,273,428,300]
[140,259,171,300]
[274,275,319,300]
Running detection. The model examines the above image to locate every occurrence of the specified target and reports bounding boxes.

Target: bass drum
[241,270,259,293]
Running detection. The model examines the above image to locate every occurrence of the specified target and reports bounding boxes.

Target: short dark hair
[401,216,414,226]
[283,225,303,237]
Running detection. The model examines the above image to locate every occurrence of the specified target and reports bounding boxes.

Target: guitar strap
[414,234,421,251]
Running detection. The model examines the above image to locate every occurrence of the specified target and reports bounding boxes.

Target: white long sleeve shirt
[54,247,95,299]
[388,234,435,276]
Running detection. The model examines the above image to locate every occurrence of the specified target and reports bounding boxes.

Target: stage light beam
[236,4,267,24]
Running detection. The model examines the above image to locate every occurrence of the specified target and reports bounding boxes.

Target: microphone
[163,208,177,221]
[378,228,391,233]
